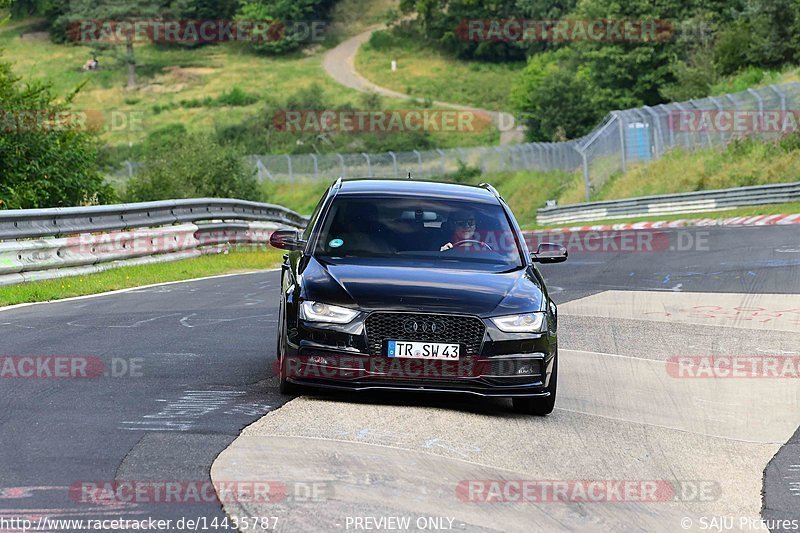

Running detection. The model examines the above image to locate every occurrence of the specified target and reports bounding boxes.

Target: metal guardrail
[0,199,308,287]
[536,182,800,226]
[0,198,308,240]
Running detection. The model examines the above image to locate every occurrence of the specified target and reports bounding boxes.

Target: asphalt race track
[1,224,799,532]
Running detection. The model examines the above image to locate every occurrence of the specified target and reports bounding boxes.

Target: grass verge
[0,247,283,307]
[356,29,523,111]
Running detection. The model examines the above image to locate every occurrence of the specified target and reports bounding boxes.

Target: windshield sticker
[329,238,344,248]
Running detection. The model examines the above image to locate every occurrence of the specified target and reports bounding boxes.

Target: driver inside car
[440,211,487,252]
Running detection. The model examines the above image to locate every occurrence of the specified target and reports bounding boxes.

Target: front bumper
[284,315,557,397]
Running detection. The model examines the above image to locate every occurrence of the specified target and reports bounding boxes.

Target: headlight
[491,312,545,333]
[299,301,359,324]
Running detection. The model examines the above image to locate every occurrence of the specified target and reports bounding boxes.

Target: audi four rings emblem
[403,319,446,334]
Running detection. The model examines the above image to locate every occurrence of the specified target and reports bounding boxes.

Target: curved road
[322,27,525,145]
[1,226,799,531]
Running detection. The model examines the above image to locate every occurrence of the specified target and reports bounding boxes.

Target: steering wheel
[451,239,493,251]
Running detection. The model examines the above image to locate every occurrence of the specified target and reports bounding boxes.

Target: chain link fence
[115,83,800,203]
[247,142,584,183]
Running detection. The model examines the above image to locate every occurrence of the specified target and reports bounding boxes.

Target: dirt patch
[20,31,49,41]
[163,66,217,83]
[136,83,188,93]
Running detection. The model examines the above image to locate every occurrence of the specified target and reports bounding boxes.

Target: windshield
[313,196,523,270]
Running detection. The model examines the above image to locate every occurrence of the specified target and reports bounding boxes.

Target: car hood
[300,257,544,317]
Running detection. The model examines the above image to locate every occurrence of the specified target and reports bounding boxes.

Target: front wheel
[276,302,301,396]
[512,356,557,416]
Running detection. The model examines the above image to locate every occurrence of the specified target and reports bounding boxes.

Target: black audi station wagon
[270,178,567,415]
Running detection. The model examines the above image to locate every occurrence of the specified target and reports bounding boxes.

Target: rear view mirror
[269,230,306,251]
[531,242,568,264]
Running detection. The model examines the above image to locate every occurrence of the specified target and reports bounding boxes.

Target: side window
[302,192,328,241]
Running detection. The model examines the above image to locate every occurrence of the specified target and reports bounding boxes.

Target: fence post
[284,154,293,182]
[673,103,692,150]
[413,150,423,175]
[311,154,319,180]
[256,158,270,181]
[747,88,764,133]
[769,84,786,113]
[613,112,627,173]
[337,153,346,177]
[643,106,664,158]
[658,104,674,148]
[708,96,724,148]
[388,151,398,176]
[576,145,591,202]
[362,152,371,177]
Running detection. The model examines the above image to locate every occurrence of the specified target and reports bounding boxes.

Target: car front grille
[364,312,486,357]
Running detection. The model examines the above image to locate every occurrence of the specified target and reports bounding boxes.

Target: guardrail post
[388,151,398,176]
[362,152,372,177]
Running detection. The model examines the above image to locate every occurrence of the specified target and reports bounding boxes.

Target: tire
[512,356,557,416]
[276,302,301,396]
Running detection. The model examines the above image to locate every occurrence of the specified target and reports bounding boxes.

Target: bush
[215,86,258,107]
[124,135,261,202]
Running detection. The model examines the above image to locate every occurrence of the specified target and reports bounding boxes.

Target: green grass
[356,29,524,111]
[0,248,283,306]
[556,138,800,205]
[0,18,497,150]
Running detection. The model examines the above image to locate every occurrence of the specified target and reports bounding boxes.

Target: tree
[56,0,170,89]
[0,56,115,209]
[236,0,336,55]
[511,50,611,141]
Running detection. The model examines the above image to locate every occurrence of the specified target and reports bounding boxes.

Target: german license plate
[386,340,460,360]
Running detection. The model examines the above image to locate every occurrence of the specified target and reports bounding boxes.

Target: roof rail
[479,182,502,200]
[333,177,343,189]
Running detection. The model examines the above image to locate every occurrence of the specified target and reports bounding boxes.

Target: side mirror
[531,242,568,264]
[269,229,307,251]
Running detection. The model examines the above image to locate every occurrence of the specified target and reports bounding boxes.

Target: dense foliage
[0,58,115,209]
[123,133,262,202]
[400,0,800,141]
